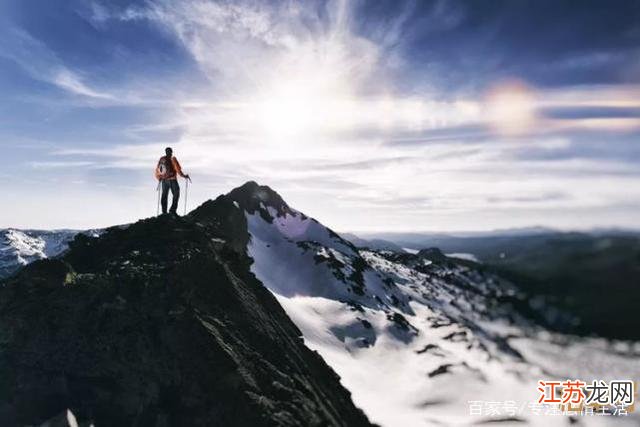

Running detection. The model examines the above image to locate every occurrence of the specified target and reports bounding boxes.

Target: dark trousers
[161,179,180,214]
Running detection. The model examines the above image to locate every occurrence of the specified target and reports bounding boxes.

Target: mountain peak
[227,181,299,222]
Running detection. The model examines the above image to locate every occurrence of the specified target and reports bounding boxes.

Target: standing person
[155,147,190,215]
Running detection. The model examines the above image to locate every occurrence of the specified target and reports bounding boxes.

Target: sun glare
[249,79,483,146]
[234,38,485,148]
[257,80,323,138]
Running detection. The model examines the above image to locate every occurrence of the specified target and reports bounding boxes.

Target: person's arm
[172,157,190,179]
[154,157,163,180]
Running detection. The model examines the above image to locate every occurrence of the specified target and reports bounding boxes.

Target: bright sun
[258,80,318,138]
[244,44,361,145]
[241,50,485,146]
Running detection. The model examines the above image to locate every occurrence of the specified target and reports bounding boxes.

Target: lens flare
[485,80,538,136]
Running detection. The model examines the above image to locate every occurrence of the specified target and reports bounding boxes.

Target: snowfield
[240,199,640,427]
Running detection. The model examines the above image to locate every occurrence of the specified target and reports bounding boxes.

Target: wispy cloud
[51,69,112,99]
[0,27,113,99]
[29,160,96,169]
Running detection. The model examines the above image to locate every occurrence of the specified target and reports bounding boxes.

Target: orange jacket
[155,156,186,180]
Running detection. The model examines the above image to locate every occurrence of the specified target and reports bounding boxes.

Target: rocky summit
[0,194,372,427]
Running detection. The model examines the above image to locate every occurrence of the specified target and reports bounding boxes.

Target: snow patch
[446,252,479,262]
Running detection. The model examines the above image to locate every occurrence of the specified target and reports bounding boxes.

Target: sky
[1,0,639,232]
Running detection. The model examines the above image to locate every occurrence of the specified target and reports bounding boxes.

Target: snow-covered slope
[229,182,640,427]
[0,229,80,278]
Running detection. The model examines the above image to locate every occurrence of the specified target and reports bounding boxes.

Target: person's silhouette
[154,147,190,214]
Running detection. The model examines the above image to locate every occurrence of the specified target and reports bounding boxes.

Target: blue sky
[1,0,639,231]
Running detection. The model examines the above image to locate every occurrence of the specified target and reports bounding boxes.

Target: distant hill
[340,233,405,252]
[358,230,640,340]
[0,229,80,278]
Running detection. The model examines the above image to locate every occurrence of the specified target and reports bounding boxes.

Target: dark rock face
[0,196,372,427]
[415,248,448,263]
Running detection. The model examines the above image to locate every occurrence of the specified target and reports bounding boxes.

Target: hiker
[155,147,190,215]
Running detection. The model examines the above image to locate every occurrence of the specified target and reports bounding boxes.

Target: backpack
[156,156,174,179]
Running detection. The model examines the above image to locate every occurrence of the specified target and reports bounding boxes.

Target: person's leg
[160,180,170,214]
[169,179,180,213]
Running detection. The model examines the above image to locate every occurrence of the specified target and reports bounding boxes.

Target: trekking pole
[184,177,190,215]
[156,181,161,216]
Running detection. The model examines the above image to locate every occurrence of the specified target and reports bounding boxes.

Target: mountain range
[354,229,640,340]
[1,181,638,426]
